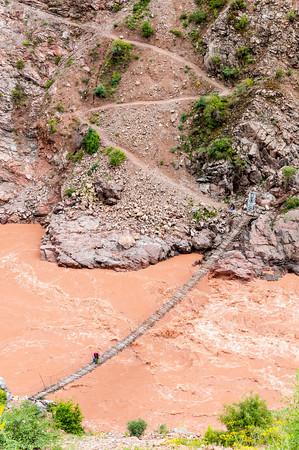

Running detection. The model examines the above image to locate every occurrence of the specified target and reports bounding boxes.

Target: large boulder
[41,214,172,270]
[211,250,255,281]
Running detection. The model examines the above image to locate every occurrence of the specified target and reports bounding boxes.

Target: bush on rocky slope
[82,128,101,155]
[51,400,84,435]
[0,401,58,449]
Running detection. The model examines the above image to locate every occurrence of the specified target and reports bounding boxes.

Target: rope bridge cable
[29,214,253,401]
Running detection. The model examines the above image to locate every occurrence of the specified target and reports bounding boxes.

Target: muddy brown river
[0,224,298,432]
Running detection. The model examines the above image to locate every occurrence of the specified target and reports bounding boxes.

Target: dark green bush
[140,20,155,38]
[0,401,57,449]
[282,166,297,183]
[127,418,147,437]
[235,45,254,64]
[234,14,249,30]
[220,394,272,431]
[109,39,133,65]
[106,147,127,166]
[110,71,122,87]
[188,9,207,24]
[222,66,240,80]
[51,400,84,435]
[82,128,101,155]
[205,137,235,160]
[202,394,273,448]
[94,84,107,98]
[230,0,247,10]
[195,94,230,129]
[11,84,27,106]
[209,0,227,10]
[16,59,25,70]
[283,196,299,211]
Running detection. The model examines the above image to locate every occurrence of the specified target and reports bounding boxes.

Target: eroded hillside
[0,0,298,275]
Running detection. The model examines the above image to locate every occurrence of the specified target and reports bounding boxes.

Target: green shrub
[126,0,150,29]
[211,55,222,66]
[170,28,183,37]
[0,389,6,405]
[209,0,227,10]
[109,39,133,66]
[287,9,297,22]
[45,79,54,89]
[16,59,25,70]
[0,401,57,449]
[127,418,147,437]
[235,77,254,94]
[282,166,297,182]
[22,39,32,47]
[230,0,247,10]
[202,394,273,448]
[56,102,65,113]
[64,187,76,197]
[205,137,235,160]
[195,94,230,129]
[283,196,299,211]
[65,56,74,67]
[234,14,249,30]
[51,400,83,435]
[222,66,240,80]
[188,10,207,24]
[11,84,27,106]
[106,147,127,166]
[110,71,122,87]
[54,55,62,65]
[82,128,101,155]
[140,20,155,38]
[275,68,285,79]
[235,45,254,64]
[220,394,272,431]
[48,118,58,134]
[67,149,84,163]
[94,84,107,98]
[193,207,217,222]
[157,423,168,435]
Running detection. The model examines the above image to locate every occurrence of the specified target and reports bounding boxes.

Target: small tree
[127,418,147,437]
[220,394,272,432]
[52,400,84,435]
[82,128,101,155]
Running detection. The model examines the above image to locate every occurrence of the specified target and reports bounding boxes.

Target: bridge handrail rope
[29,213,253,401]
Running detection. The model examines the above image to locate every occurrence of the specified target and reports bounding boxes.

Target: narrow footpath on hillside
[12,0,231,97]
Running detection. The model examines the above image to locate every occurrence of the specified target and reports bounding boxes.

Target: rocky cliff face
[0,0,298,274]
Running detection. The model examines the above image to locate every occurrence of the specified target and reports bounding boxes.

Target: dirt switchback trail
[77,111,223,209]
[107,33,231,96]
[83,96,199,113]
[12,0,231,97]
